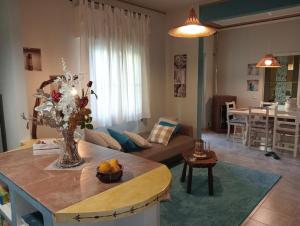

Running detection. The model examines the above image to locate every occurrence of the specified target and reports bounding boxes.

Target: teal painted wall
[200,0,300,22]
[197,37,204,138]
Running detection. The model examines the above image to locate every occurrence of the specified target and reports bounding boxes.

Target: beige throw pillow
[148,124,175,146]
[84,129,108,147]
[98,131,122,151]
[84,129,122,151]
[123,131,152,148]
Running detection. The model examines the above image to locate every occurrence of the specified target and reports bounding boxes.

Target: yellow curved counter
[0,140,172,225]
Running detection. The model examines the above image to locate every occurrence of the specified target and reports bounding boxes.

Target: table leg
[187,166,193,194]
[208,167,214,196]
[180,161,187,182]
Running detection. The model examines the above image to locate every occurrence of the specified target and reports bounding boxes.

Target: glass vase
[56,128,84,168]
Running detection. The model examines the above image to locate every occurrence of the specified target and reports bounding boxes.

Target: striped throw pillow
[148,124,175,146]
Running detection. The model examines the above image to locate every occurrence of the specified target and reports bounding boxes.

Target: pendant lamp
[256,54,281,68]
[168,8,216,38]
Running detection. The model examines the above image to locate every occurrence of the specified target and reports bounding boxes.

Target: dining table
[228,106,298,146]
[228,106,296,119]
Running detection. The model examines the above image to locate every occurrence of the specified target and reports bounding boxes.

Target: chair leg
[227,123,230,139]
[233,125,237,141]
[248,126,251,147]
[245,123,248,146]
[265,129,268,152]
[242,126,247,145]
[293,135,299,158]
[272,128,276,153]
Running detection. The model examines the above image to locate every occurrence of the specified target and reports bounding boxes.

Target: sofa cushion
[158,120,181,136]
[123,131,152,148]
[133,132,195,162]
[107,129,141,153]
[97,131,122,151]
[84,129,109,147]
[148,124,175,146]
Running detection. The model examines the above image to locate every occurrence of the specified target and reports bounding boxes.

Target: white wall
[20,0,166,137]
[165,5,199,136]
[216,18,300,108]
[21,0,80,138]
[0,0,30,149]
[165,5,216,134]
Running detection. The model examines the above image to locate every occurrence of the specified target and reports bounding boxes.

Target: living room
[0,0,300,226]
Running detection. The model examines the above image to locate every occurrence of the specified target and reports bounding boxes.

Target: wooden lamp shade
[256,54,281,68]
[168,8,216,38]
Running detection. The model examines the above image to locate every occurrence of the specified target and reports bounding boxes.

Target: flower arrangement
[23,59,97,168]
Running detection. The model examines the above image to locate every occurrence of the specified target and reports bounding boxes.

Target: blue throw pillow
[159,121,181,136]
[107,129,141,152]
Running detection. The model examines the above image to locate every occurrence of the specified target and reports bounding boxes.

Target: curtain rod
[69,0,165,16]
[117,0,166,15]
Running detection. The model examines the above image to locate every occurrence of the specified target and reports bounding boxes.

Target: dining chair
[248,107,273,152]
[225,101,247,144]
[272,106,300,158]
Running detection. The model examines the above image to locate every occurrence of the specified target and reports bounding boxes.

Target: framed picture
[247,80,259,91]
[247,63,259,76]
[174,54,187,97]
[23,47,42,71]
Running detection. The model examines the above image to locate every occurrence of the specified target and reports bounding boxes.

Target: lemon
[98,161,112,173]
[109,159,121,172]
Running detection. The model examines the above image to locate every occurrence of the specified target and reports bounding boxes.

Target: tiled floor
[202,131,300,226]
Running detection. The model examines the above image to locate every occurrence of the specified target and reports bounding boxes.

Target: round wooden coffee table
[181,149,218,195]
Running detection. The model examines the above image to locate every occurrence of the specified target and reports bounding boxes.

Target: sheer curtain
[79,1,151,127]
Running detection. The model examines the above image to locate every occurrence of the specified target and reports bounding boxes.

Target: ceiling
[118,0,220,13]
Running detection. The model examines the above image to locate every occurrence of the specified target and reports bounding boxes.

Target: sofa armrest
[178,124,193,137]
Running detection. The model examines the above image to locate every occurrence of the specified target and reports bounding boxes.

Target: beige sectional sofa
[85,124,195,163]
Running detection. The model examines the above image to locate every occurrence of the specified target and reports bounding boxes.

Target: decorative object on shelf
[22,59,97,168]
[193,139,211,160]
[23,47,42,71]
[247,63,259,76]
[0,185,9,205]
[174,54,187,97]
[168,8,216,38]
[247,80,259,91]
[96,159,123,183]
[285,97,297,112]
[256,54,281,68]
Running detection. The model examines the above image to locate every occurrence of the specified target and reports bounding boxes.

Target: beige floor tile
[289,217,300,226]
[243,219,268,226]
[252,207,291,226]
[261,193,299,216]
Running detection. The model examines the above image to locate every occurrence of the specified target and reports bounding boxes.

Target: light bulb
[264,59,272,66]
[177,24,206,35]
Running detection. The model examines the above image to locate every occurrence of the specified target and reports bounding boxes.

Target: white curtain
[79,1,151,127]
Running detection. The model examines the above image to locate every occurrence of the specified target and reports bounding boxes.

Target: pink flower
[51,90,62,103]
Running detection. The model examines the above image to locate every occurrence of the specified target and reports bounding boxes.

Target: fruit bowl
[96,164,123,183]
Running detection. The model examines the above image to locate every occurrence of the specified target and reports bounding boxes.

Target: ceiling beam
[199,0,300,23]
[215,12,300,30]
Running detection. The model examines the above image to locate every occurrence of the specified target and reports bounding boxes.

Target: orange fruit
[98,161,112,173]
[109,159,121,173]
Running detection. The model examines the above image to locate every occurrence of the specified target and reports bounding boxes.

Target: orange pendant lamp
[256,54,281,68]
[168,8,216,38]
